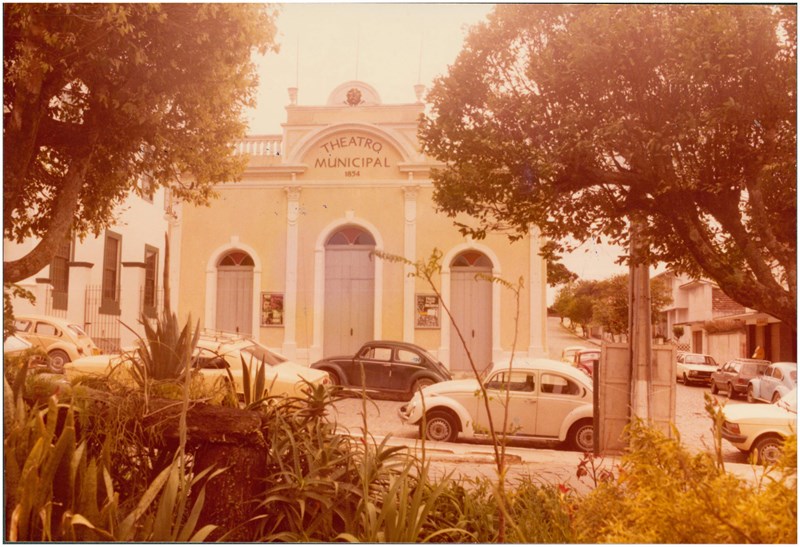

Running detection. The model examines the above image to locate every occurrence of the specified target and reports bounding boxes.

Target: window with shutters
[100,231,122,315]
[144,245,158,316]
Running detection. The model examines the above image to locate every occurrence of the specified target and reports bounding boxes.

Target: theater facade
[174,81,549,371]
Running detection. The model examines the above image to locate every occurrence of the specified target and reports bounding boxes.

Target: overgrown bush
[573,422,797,543]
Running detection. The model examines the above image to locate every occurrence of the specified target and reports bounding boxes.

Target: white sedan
[675,352,718,386]
[64,335,330,398]
[720,387,797,464]
[399,358,594,452]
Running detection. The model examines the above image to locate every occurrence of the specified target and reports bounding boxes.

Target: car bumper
[398,403,417,424]
[720,424,748,447]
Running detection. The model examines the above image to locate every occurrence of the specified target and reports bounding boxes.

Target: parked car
[64,334,330,398]
[3,334,33,357]
[561,345,587,364]
[747,362,797,404]
[676,353,718,386]
[398,357,594,452]
[13,314,101,370]
[710,358,771,399]
[719,387,797,464]
[572,349,600,377]
[310,340,452,400]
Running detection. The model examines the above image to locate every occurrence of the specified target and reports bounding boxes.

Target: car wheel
[567,419,594,452]
[746,385,756,404]
[710,380,719,395]
[682,373,690,386]
[727,382,737,400]
[752,434,784,465]
[48,349,70,372]
[771,391,781,404]
[326,370,341,387]
[421,410,459,442]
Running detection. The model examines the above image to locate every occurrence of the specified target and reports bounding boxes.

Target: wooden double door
[449,251,493,373]
[324,245,374,357]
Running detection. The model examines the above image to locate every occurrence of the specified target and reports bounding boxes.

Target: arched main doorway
[449,250,493,372]
[216,250,254,335]
[324,226,376,356]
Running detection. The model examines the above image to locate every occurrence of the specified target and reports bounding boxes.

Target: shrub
[573,421,797,543]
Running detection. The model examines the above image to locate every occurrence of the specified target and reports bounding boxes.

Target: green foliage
[4,3,279,283]
[126,312,201,383]
[546,261,577,287]
[428,476,575,543]
[4,397,217,542]
[3,283,35,340]
[422,4,796,329]
[573,421,797,543]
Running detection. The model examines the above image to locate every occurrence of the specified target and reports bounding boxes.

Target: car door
[676,354,686,378]
[393,347,424,391]
[535,372,588,438]
[353,345,393,390]
[474,370,538,436]
[757,365,777,399]
[30,320,63,354]
[717,361,738,387]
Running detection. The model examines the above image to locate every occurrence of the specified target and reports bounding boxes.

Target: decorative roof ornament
[327,81,381,106]
[345,87,363,107]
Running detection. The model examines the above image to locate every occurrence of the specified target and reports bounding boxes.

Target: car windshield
[686,354,716,365]
[68,324,89,337]
[579,352,599,362]
[240,343,286,366]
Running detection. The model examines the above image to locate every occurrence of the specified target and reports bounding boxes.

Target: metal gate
[84,286,121,353]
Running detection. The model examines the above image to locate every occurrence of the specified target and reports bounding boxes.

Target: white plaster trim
[282,186,301,359]
[403,183,418,342]
[309,216,385,363]
[528,226,547,357]
[204,237,263,341]
[438,242,503,369]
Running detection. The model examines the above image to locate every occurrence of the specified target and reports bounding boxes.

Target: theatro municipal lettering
[314,156,390,168]
[320,136,384,153]
[313,135,392,174]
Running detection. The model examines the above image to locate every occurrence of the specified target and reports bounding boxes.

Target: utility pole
[628,215,652,420]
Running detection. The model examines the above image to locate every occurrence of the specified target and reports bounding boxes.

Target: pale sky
[245,3,630,303]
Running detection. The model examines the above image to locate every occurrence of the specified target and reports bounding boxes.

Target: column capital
[284,185,302,201]
[403,185,420,201]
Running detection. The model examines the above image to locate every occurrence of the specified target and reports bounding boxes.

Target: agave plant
[124,312,201,384]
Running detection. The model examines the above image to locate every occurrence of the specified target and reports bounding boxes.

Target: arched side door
[449,250,492,373]
[324,226,375,357]
[216,250,254,336]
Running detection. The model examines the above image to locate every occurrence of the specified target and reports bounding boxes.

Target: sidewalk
[355,432,779,494]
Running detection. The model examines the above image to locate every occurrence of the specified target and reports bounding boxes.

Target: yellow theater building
[174,81,549,371]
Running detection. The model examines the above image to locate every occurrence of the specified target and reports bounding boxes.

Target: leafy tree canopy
[4,3,278,283]
[546,260,577,287]
[421,5,796,329]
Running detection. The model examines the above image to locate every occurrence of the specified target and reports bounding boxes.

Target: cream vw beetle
[64,334,330,398]
[399,358,594,451]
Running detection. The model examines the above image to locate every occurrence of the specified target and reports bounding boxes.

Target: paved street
[327,316,756,488]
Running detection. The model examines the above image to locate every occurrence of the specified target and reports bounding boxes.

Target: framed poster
[261,292,284,327]
[415,294,440,329]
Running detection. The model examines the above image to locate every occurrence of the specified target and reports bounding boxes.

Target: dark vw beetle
[310,340,452,399]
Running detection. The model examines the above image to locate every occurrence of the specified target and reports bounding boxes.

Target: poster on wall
[261,293,284,327]
[415,294,440,329]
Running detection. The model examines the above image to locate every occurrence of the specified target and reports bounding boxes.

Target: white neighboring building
[4,179,175,351]
[655,271,796,364]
